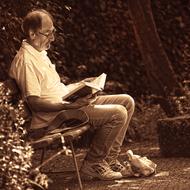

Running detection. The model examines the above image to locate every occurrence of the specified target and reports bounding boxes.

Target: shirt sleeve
[10,59,41,98]
[23,62,41,97]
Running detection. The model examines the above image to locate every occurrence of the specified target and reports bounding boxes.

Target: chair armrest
[29,124,90,149]
[30,133,63,149]
[63,124,91,141]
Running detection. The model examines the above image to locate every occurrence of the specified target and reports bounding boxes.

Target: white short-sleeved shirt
[9,40,69,129]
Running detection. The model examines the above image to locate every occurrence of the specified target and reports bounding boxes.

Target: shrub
[0,82,48,190]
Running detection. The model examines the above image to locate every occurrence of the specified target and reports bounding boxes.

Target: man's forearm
[27,96,70,112]
[27,95,91,112]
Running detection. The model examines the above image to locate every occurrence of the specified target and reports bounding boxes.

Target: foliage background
[0,1,189,188]
[0,0,189,141]
[0,0,189,95]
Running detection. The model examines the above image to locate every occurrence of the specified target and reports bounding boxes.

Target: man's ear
[28,30,36,40]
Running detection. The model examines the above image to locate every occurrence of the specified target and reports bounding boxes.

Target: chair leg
[69,139,83,190]
[40,148,45,164]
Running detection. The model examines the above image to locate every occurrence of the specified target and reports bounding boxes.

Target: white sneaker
[109,159,134,177]
[80,160,122,180]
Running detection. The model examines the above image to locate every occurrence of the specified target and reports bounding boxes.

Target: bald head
[22,9,53,37]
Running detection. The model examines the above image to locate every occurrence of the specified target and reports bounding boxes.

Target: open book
[63,73,107,102]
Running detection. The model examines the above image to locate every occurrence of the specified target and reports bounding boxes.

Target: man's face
[32,14,55,51]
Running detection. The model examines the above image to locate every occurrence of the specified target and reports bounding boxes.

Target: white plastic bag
[125,150,157,177]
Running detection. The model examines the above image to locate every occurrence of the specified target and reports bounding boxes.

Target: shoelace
[110,160,125,172]
[92,161,113,175]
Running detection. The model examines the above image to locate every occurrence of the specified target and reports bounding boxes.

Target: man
[9,9,135,180]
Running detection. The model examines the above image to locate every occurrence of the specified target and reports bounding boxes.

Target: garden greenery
[0,82,48,190]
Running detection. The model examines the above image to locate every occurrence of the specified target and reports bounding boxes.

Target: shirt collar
[21,39,47,58]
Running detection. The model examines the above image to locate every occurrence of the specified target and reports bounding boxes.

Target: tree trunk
[128,0,183,116]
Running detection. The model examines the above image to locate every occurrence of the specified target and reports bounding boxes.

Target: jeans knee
[122,94,135,112]
[114,105,128,124]
[129,95,135,110]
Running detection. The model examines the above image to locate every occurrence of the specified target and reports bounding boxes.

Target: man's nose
[49,33,55,41]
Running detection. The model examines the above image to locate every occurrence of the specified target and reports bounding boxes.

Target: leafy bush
[171,80,190,115]
[0,82,48,190]
[0,82,32,189]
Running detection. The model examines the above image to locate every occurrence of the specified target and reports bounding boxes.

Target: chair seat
[51,124,91,140]
[30,124,90,149]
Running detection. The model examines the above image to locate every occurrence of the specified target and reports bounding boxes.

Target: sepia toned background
[1,1,190,190]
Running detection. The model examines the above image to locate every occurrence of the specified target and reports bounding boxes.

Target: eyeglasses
[38,28,56,38]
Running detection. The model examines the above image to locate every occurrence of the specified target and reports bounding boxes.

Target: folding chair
[29,109,90,190]
[4,79,91,190]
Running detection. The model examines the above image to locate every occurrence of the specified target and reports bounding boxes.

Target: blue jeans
[81,94,135,162]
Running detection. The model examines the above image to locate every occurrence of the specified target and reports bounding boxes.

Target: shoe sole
[80,170,122,181]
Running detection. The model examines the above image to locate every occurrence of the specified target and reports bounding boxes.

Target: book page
[62,82,85,100]
[83,73,107,93]
[66,82,82,93]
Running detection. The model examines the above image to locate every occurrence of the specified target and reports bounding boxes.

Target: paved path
[41,141,190,190]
